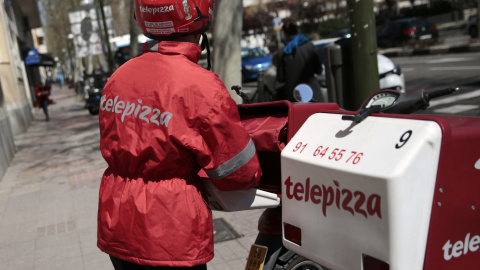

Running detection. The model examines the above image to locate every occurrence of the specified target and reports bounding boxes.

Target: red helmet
[134,0,214,39]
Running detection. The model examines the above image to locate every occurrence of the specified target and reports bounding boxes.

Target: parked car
[377,17,439,48]
[466,15,478,38]
[241,47,272,81]
[264,38,406,102]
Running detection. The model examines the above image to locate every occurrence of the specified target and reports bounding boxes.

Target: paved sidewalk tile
[0,85,263,270]
[0,86,110,270]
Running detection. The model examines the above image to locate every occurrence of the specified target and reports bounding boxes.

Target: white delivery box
[281,113,442,270]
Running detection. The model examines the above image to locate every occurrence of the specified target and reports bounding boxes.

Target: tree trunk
[212,0,243,103]
[129,0,140,59]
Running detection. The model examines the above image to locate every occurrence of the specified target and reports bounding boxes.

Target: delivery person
[97,0,262,269]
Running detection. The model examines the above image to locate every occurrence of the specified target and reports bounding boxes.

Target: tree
[213,0,244,103]
[39,0,130,76]
[39,0,78,67]
[128,0,140,59]
[243,2,273,34]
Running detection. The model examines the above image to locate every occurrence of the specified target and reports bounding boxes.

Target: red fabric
[97,41,261,267]
[241,115,287,152]
[34,85,52,108]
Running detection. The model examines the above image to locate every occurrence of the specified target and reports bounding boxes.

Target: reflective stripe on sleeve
[205,139,256,180]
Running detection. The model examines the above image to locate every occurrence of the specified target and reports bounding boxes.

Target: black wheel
[88,106,99,115]
[285,255,325,270]
[274,253,326,270]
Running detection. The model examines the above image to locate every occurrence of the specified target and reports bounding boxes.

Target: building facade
[0,0,43,180]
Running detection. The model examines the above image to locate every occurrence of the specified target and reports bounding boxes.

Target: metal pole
[347,0,380,110]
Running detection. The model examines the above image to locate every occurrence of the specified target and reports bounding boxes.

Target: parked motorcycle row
[71,70,108,115]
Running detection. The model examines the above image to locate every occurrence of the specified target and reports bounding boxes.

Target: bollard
[324,43,344,107]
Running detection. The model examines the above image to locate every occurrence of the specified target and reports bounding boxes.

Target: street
[242,51,480,117]
[394,52,480,117]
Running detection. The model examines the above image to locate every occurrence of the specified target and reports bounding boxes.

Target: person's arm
[196,92,262,191]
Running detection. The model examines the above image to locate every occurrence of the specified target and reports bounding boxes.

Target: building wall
[0,0,34,180]
[0,2,32,134]
[0,102,15,180]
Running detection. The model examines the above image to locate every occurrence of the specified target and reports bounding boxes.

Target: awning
[24,49,55,67]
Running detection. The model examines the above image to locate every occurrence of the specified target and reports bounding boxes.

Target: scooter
[85,86,102,115]
[204,85,480,270]
[84,75,109,116]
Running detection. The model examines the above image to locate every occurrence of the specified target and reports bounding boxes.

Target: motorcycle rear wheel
[276,254,326,270]
[88,106,99,115]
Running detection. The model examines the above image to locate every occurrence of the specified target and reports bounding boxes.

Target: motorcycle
[84,74,108,115]
[85,85,102,115]
[204,84,480,270]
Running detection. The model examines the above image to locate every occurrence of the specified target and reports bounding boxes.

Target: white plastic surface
[203,179,280,212]
[281,113,442,270]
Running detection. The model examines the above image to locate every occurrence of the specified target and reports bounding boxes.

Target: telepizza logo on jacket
[100,95,173,127]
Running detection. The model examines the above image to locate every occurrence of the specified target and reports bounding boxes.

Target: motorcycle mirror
[293,84,313,103]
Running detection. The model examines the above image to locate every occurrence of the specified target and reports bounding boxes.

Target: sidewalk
[0,85,262,269]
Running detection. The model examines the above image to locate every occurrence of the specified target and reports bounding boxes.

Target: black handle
[427,87,459,100]
[342,105,383,123]
[231,85,251,104]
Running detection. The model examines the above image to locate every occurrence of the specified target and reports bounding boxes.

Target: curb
[380,43,480,57]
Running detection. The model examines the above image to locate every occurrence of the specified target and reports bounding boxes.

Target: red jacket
[34,85,52,108]
[97,41,261,267]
